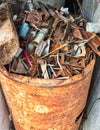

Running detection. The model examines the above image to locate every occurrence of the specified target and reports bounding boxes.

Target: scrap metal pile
[7,2,100,79]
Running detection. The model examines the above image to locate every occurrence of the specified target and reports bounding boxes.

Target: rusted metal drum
[0,59,95,130]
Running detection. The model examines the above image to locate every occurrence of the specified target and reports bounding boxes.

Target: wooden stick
[41,42,71,58]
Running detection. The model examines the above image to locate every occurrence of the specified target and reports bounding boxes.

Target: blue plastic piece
[19,22,30,37]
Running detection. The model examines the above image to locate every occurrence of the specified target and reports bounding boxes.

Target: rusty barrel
[0,59,95,130]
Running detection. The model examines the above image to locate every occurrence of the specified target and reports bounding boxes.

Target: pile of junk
[0,0,100,130]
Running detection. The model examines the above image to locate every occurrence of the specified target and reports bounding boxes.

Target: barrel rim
[0,59,95,88]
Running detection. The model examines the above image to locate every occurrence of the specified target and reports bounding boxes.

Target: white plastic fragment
[60,7,69,15]
[13,15,17,21]
[86,22,100,33]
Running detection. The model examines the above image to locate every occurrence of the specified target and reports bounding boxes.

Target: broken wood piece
[40,61,49,79]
